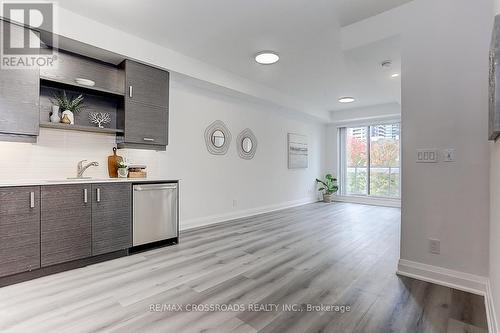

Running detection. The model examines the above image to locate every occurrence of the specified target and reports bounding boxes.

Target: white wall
[0,76,326,230]
[491,0,500,329]
[400,0,491,277]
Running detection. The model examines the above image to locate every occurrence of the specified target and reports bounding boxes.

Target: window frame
[338,122,401,199]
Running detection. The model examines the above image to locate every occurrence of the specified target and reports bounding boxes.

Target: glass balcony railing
[346,166,400,198]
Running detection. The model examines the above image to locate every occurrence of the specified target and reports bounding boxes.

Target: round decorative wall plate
[236,128,257,160]
[204,120,231,155]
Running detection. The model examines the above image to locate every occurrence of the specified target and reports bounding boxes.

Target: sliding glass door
[341,123,400,199]
[346,127,368,196]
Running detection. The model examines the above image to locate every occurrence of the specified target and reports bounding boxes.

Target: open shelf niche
[39,83,124,135]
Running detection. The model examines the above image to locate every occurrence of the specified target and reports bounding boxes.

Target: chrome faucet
[77,160,99,178]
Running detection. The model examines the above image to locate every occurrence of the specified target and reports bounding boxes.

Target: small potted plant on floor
[316,174,338,203]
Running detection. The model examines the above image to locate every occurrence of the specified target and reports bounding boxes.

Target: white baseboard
[397,259,487,296]
[486,280,499,333]
[398,260,497,333]
[180,197,318,231]
[334,195,401,208]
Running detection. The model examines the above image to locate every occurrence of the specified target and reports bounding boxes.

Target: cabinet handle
[129,85,133,98]
[143,138,155,142]
[29,192,35,208]
[84,188,88,203]
[96,188,101,202]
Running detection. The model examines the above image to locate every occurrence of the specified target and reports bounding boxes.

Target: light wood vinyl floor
[0,203,488,332]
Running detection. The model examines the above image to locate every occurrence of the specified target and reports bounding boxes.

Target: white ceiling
[57,0,407,117]
[337,0,413,26]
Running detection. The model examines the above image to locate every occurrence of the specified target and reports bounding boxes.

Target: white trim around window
[337,121,401,205]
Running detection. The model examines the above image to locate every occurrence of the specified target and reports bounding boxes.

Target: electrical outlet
[429,239,441,255]
[232,199,238,208]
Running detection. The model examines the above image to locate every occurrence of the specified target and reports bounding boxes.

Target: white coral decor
[88,112,111,128]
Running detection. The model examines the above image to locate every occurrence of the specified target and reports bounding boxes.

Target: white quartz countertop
[0,178,179,187]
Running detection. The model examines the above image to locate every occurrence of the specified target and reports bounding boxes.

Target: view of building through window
[345,123,400,198]
[346,127,368,195]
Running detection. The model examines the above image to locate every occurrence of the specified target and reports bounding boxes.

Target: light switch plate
[416,149,438,163]
[443,149,455,162]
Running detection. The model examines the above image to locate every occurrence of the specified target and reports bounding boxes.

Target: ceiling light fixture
[338,97,355,103]
[391,73,400,78]
[255,51,279,65]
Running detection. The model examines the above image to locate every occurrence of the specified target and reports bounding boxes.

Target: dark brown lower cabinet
[92,183,132,255]
[0,186,40,277]
[41,184,92,267]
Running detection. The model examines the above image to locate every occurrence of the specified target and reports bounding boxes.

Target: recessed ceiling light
[391,73,400,78]
[255,51,279,65]
[338,97,355,103]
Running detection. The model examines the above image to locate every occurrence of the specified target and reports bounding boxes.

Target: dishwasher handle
[134,184,177,191]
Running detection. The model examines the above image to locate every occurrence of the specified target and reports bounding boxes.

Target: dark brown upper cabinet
[0,21,40,142]
[0,20,170,149]
[40,50,125,96]
[0,186,40,277]
[91,183,132,256]
[41,184,92,267]
[124,60,169,107]
[117,60,169,150]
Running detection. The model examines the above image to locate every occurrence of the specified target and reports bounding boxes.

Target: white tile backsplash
[0,128,117,180]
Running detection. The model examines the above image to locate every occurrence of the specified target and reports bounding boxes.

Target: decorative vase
[50,105,60,123]
[323,193,333,203]
[61,114,71,124]
[61,110,74,125]
[117,167,128,178]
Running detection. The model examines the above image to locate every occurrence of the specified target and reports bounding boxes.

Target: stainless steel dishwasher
[133,183,178,247]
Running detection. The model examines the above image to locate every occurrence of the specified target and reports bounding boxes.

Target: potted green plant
[117,161,128,178]
[316,174,338,203]
[51,91,85,125]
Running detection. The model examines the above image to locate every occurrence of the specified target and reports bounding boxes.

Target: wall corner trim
[486,280,499,333]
